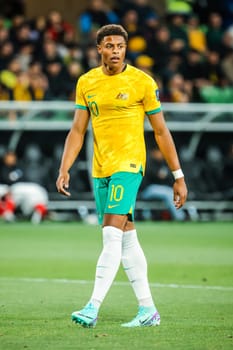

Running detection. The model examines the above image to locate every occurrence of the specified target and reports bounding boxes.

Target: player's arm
[56,108,90,196]
[148,110,188,208]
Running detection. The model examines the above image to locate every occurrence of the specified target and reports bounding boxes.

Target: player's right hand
[56,172,71,197]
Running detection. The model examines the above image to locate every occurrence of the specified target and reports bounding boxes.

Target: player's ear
[97,45,101,54]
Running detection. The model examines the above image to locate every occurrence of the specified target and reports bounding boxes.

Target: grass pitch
[0,221,232,350]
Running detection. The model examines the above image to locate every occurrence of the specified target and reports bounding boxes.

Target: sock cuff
[102,226,123,244]
[124,229,137,236]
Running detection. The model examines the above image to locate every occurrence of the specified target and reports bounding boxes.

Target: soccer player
[56,24,188,328]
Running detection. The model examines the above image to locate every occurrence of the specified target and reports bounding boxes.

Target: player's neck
[102,62,126,76]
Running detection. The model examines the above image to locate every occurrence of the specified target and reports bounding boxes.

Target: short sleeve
[143,76,161,115]
[75,76,88,110]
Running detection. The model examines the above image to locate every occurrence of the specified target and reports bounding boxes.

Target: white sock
[121,229,155,308]
[90,226,123,308]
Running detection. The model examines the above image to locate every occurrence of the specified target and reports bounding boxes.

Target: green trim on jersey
[75,104,88,110]
[146,107,162,115]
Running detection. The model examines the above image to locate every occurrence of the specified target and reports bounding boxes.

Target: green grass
[0,221,233,350]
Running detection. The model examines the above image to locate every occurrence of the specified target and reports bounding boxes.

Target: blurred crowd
[140,141,233,220]
[0,148,49,223]
[0,143,91,223]
[0,139,232,222]
[0,0,233,107]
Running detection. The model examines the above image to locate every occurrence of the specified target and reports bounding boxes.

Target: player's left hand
[173,178,188,209]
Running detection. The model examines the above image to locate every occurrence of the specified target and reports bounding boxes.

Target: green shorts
[93,171,143,224]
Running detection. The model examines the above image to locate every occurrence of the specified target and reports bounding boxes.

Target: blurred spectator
[127,34,147,62]
[11,182,48,224]
[206,12,224,52]
[78,0,119,41]
[220,29,233,57]
[65,61,83,100]
[0,27,10,45]
[46,10,74,43]
[120,9,146,62]
[0,40,15,70]
[29,15,47,44]
[162,54,182,90]
[186,14,207,53]
[146,25,172,74]
[27,60,43,75]
[82,45,100,71]
[13,21,34,53]
[9,15,26,45]
[168,14,189,58]
[180,48,205,80]
[121,9,140,37]
[134,54,155,76]
[0,150,48,223]
[0,16,7,30]
[44,59,69,99]
[16,41,35,71]
[61,29,77,49]
[202,50,227,87]
[191,0,222,24]
[61,43,84,66]
[167,73,193,102]
[116,0,159,31]
[180,49,206,100]
[10,71,32,101]
[223,24,233,50]
[0,149,47,224]
[0,60,18,93]
[5,56,22,75]
[221,50,233,84]
[38,38,63,68]
[28,72,50,101]
[0,149,24,185]
[140,147,186,221]
[131,0,159,29]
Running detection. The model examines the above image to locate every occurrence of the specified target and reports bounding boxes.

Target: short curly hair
[96,24,128,45]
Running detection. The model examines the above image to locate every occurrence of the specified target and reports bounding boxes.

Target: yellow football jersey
[75,64,161,178]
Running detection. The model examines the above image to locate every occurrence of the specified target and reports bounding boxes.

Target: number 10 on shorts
[110,184,124,202]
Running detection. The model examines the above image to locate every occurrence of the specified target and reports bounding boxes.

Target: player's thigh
[93,177,109,224]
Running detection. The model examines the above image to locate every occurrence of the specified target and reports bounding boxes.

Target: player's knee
[103,213,128,230]
[103,225,123,246]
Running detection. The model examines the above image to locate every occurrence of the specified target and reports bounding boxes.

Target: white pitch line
[0,277,233,292]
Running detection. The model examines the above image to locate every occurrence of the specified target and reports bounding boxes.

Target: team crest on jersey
[116,93,129,100]
[155,89,160,101]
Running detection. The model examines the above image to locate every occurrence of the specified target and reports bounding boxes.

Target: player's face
[97,35,127,75]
